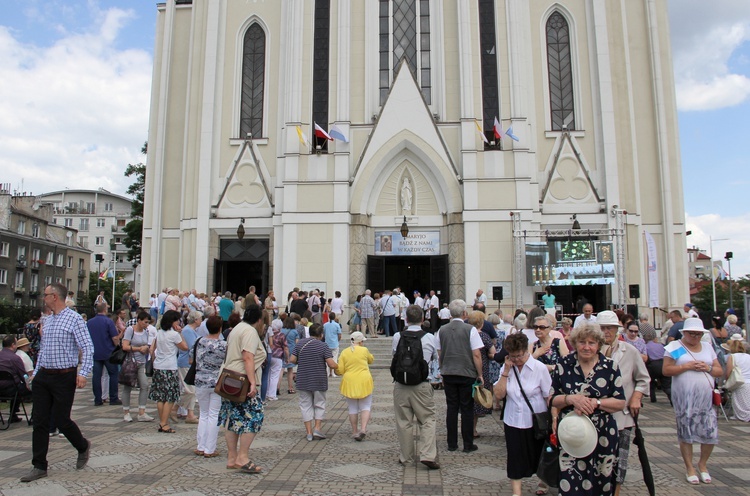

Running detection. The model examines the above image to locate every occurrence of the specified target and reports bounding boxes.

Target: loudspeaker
[629,284,640,299]
[492,286,503,301]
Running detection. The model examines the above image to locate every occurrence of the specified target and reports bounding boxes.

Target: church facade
[142,0,687,319]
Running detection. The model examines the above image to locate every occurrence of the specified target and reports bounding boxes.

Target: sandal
[204,451,221,458]
[535,483,549,495]
[158,425,176,433]
[699,471,712,484]
[287,389,296,394]
[239,462,263,474]
[686,474,699,485]
[193,449,204,456]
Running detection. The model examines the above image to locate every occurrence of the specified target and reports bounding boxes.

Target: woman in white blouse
[494,333,551,496]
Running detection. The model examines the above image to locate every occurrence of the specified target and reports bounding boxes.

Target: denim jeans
[92,360,120,403]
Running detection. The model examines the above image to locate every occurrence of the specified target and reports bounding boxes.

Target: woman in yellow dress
[336,332,375,440]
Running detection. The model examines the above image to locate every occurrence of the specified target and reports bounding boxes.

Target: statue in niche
[401,177,413,215]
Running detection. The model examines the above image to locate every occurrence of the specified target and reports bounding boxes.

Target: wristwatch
[596,399,602,409]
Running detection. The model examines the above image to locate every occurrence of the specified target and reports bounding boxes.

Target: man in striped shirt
[21,283,94,483]
[359,290,378,338]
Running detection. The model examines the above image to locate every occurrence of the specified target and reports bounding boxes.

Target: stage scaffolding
[511,210,627,310]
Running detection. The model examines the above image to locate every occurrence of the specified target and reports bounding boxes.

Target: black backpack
[390,330,429,385]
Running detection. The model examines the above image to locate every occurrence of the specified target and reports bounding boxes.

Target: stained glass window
[546,12,575,131]
[312,0,330,151]
[240,24,265,139]
[478,0,499,148]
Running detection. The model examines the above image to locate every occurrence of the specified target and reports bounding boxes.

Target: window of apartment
[29,299,37,307]
[117,219,126,227]
[546,11,576,131]
[32,223,40,238]
[45,276,52,286]
[78,258,85,270]
[67,256,73,268]
[46,252,54,265]
[86,202,96,214]
[14,298,22,307]
[66,278,72,289]
[57,254,64,267]
[79,236,88,249]
[32,249,40,263]
[95,237,104,246]
[55,277,62,284]
[30,273,38,292]
[97,218,106,228]
[15,271,24,287]
[64,218,73,227]
[17,246,26,260]
[78,280,84,293]
[240,23,266,138]
[80,218,89,231]
[379,0,431,105]
[17,220,26,235]
[105,202,113,211]
[0,269,7,285]
[0,242,8,257]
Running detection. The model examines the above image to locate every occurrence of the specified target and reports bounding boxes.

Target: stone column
[448,214,465,304]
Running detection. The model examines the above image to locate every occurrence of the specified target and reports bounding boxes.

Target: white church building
[142,0,688,319]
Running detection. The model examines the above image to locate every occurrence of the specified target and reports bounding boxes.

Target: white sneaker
[137,413,154,422]
[123,413,133,423]
[49,429,59,437]
[58,433,65,438]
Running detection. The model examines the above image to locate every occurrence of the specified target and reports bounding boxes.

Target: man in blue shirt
[218,290,235,330]
[323,313,342,377]
[87,303,121,406]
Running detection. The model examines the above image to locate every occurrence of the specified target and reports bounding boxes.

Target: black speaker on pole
[492,286,503,301]
[629,284,640,299]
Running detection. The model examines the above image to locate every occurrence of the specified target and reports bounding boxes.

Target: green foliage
[0,305,36,333]
[123,141,146,263]
[692,275,750,316]
[87,272,132,312]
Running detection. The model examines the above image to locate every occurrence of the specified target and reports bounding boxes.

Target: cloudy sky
[1,0,749,274]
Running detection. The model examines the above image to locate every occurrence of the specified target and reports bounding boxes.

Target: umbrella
[633,416,655,496]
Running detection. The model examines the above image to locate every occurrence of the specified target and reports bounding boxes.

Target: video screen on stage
[525,239,615,287]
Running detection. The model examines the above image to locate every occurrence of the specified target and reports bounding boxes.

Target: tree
[123,142,146,264]
[692,274,750,323]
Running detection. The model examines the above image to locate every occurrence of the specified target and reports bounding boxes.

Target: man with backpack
[391,305,440,470]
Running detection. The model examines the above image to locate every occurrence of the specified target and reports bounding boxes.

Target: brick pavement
[1,336,750,495]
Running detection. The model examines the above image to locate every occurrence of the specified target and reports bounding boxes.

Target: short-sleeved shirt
[294,338,333,391]
[668,321,685,341]
[177,325,198,368]
[191,338,227,389]
[323,321,342,349]
[87,314,118,361]
[123,327,150,364]
[218,298,235,321]
[221,322,266,388]
[16,350,34,374]
[154,329,183,370]
[392,327,438,362]
[542,294,556,308]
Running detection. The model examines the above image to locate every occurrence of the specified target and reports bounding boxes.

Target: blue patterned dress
[551,353,624,496]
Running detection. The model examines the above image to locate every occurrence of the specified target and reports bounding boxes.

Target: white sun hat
[557,412,598,458]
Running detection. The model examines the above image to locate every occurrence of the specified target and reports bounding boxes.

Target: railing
[16,258,27,269]
[78,270,87,278]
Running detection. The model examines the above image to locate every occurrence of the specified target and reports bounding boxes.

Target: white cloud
[669,0,750,111]
[686,213,750,278]
[0,7,151,196]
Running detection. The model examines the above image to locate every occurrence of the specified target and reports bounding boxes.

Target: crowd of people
[2,282,748,494]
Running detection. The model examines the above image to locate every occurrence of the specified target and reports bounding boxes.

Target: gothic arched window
[546,12,575,131]
[240,24,265,138]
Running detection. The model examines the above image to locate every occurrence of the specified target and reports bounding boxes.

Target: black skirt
[504,422,545,480]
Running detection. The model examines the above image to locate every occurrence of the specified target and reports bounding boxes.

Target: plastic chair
[0,371,31,429]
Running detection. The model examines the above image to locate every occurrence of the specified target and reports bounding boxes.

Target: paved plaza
[2,336,750,495]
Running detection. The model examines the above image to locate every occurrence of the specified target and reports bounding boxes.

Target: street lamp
[400,216,409,238]
[237,218,245,240]
[95,253,105,293]
[726,251,734,310]
[710,236,728,313]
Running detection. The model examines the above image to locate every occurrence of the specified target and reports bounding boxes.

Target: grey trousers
[393,381,438,464]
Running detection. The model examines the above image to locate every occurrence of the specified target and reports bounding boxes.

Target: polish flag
[314,122,333,141]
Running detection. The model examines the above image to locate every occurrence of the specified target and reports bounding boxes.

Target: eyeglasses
[43,293,55,297]
[532,325,549,330]
[627,329,639,334]
[509,352,527,360]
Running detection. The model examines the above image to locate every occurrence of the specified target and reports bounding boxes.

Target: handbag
[145,356,154,377]
[108,345,127,365]
[514,366,553,440]
[118,353,139,387]
[183,338,202,386]
[214,368,251,402]
[725,363,745,392]
[537,438,561,488]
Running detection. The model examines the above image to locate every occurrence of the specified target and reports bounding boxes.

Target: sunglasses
[533,325,550,330]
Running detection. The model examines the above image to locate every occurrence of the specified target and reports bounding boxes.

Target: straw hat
[557,412,598,458]
[15,337,31,348]
[721,334,745,352]
[473,383,493,409]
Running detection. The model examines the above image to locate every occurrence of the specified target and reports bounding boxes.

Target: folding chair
[0,371,31,430]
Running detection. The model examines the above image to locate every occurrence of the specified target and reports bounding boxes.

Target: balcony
[16,257,27,269]
[29,287,39,297]
[13,286,25,295]
[30,260,41,270]
[78,269,87,279]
